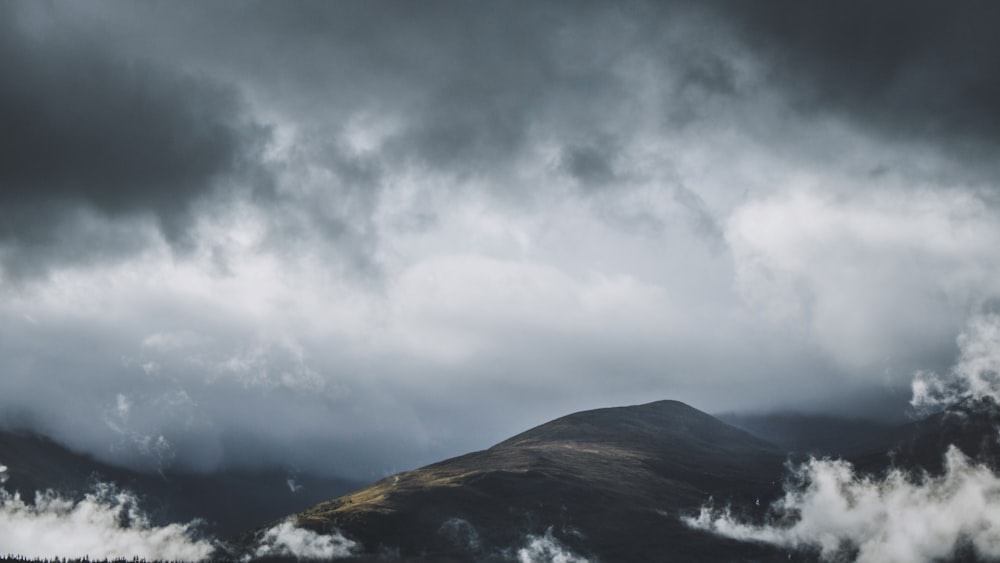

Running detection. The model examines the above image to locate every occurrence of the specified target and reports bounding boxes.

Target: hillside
[274,400,789,562]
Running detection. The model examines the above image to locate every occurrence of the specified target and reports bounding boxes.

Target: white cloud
[912,312,1000,409]
[387,254,675,365]
[0,484,213,561]
[251,519,357,560]
[727,187,1000,371]
[516,529,590,563]
[686,447,1000,563]
[687,312,1000,562]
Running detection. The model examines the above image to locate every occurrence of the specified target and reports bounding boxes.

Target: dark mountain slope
[0,429,361,536]
[721,400,1000,479]
[286,400,789,562]
[850,398,1000,475]
[719,411,895,459]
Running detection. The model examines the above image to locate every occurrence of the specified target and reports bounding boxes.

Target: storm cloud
[2,0,1000,483]
[708,1,1000,155]
[0,3,269,278]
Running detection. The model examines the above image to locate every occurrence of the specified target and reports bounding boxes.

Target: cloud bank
[0,471,358,562]
[686,447,1000,563]
[0,484,213,561]
[4,0,1000,480]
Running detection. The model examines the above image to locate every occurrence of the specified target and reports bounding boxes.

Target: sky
[3,0,1000,480]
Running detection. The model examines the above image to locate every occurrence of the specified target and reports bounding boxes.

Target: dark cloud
[101,2,731,176]
[704,1,1000,157]
[562,144,618,188]
[672,183,725,251]
[0,5,269,277]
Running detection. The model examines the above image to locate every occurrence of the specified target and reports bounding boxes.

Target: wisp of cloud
[251,519,357,560]
[516,529,590,563]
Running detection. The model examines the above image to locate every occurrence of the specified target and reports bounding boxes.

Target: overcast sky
[3,0,1000,480]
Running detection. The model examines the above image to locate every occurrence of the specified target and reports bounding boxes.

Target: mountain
[719,411,895,459]
[9,398,1000,561]
[720,401,1000,477]
[0,429,362,536]
[262,400,790,562]
[848,398,1000,475]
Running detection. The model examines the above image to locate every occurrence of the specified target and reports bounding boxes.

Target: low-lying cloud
[515,529,590,563]
[0,484,213,561]
[687,314,1000,562]
[250,520,357,560]
[686,446,1000,563]
[912,313,1000,410]
[0,472,361,562]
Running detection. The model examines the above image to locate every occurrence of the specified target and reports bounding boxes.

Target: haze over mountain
[5,0,1000,560]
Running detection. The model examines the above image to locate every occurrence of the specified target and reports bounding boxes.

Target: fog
[251,520,357,560]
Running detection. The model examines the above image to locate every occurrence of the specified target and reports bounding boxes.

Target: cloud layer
[4,1,1000,480]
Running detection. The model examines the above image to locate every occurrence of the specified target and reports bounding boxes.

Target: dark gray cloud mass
[1,0,999,481]
[0,3,268,277]
[706,1,1000,163]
